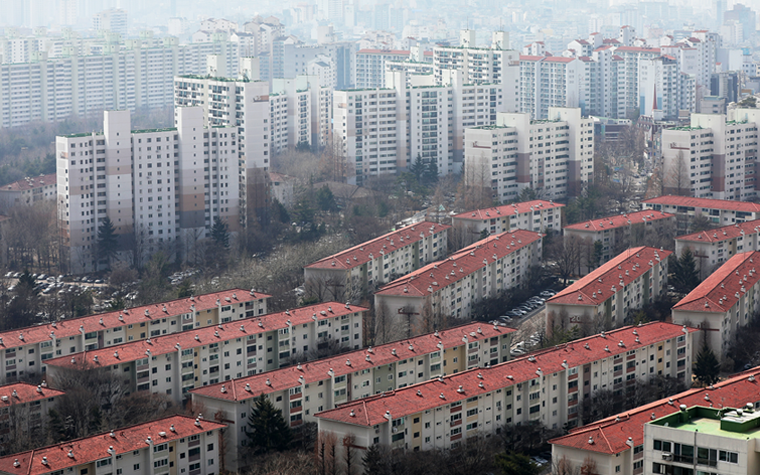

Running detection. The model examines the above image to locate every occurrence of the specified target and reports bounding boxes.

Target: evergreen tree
[423,159,439,186]
[494,452,540,475]
[210,217,230,250]
[316,185,338,211]
[96,217,118,267]
[408,154,425,182]
[244,394,292,454]
[671,248,700,294]
[362,444,392,475]
[694,341,720,386]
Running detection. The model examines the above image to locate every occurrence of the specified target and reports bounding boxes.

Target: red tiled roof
[520,55,545,61]
[376,229,542,298]
[453,200,564,222]
[550,368,760,455]
[547,247,671,306]
[1,174,56,192]
[45,302,367,369]
[0,382,64,405]
[676,219,760,244]
[315,322,694,427]
[564,210,674,232]
[305,222,450,270]
[614,46,661,54]
[544,57,575,63]
[643,195,760,213]
[0,289,269,349]
[672,251,760,313]
[603,38,621,44]
[0,415,225,474]
[190,322,516,402]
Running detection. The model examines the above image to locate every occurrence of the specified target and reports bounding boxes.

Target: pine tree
[244,394,292,454]
[316,185,337,211]
[408,154,425,182]
[96,217,118,268]
[694,342,720,386]
[423,159,439,186]
[671,248,700,294]
[210,217,230,250]
[494,452,540,475]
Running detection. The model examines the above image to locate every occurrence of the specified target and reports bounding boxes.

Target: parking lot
[488,289,556,357]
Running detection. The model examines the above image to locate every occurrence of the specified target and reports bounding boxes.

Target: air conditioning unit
[662,453,673,461]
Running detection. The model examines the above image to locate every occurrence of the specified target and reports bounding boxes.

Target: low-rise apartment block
[374,229,543,326]
[671,251,760,361]
[563,210,676,271]
[546,247,671,334]
[0,382,64,448]
[304,222,450,301]
[0,174,56,212]
[451,200,564,242]
[190,322,515,471]
[550,368,760,475]
[57,107,239,273]
[44,303,367,403]
[0,415,225,475]
[463,108,595,201]
[642,195,760,233]
[0,289,269,385]
[315,322,694,456]
[675,218,760,279]
[660,110,760,201]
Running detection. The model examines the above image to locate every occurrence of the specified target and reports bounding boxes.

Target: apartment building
[549,368,760,475]
[638,55,696,120]
[355,49,414,89]
[0,415,225,475]
[0,174,56,212]
[56,107,238,273]
[546,247,671,334]
[304,221,450,301]
[0,38,238,128]
[675,219,760,279]
[642,195,760,233]
[375,229,543,326]
[671,251,760,361]
[0,289,269,385]
[519,56,585,120]
[0,382,64,447]
[660,110,760,201]
[451,200,565,241]
[44,303,367,403]
[315,322,694,456]
[563,210,676,268]
[609,46,662,119]
[92,8,128,37]
[333,70,511,184]
[463,108,595,201]
[190,322,515,471]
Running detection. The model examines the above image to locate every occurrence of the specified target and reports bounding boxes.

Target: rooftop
[0,382,64,405]
[45,302,367,369]
[0,415,225,475]
[564,210,674,232]
[675,218,760,244]
[305,222,449,271]
[549,368,760,455]
[0,174,56,192]
[672,251,760,313]
[190,322,515,402]
[315,322,694,427]
[547,247,671,306]
[650,405,760,439]
[643,195,760,214]
[376,229,542,298]
[452,200,564,222]
[0,288,268,349]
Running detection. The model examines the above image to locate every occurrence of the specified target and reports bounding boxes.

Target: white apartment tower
[661,110,760,200]
[56,107,238,273]
[464,107,595,201]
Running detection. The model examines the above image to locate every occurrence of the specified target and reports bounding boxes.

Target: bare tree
[664,151,691,196]
[553,455,580,475]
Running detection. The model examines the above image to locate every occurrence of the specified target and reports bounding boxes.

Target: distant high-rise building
[724,3,756,41]
[93,8,127,37]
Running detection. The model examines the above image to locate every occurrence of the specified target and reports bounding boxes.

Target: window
[719,450,738,463]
